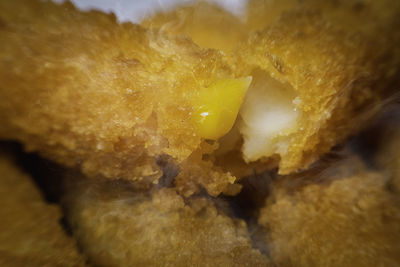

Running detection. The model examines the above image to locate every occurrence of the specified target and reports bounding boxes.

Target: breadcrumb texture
[246,0,297,31]
[0,154,85,266]
[142,1,249,52]
[236,0,400,174]
[64,180,271,267]
[2,0,400,197]
[0,0,243,196]
[142,0,297,52]
[143,0,400,175]
[258,156,400,266]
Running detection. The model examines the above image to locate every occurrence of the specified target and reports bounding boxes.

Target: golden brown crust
[236,0,400,174]
[258,156,400,266]
[142,0,298,52]
[2,0,400,198]
[245,0,298,31]
[0,0,244,196]
[64,179,271,267]
[141,1,249,52]
[0,154,85,266]
[143,0,400,175]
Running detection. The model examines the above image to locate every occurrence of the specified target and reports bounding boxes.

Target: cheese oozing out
[192,77,252,140]
[238,70,299,161]
[192,71,299,163]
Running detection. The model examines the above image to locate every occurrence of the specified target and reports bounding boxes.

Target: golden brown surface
[0,154,85,266]
[245,0,297,31]
[0,0,248,196]
[1,0,400,196]
[144,0,400,175]
[258,155,400,266]
[236,0,400,174]
[1,0,400,266]
[142,0,298,52]
[142,1,249,52]
[64,179,270,267]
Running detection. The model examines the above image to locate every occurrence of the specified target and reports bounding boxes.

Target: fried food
[2,0,400,266]
[144,0,400,175]
[237,0,400,174]
[245,0,297,31]
[141,1,249,52]
[1,0,400,199]
[0,154,85,266]
[0,0,253,196]
[258,155,400,266]
[63,179,271,267]
[142,0,297,52]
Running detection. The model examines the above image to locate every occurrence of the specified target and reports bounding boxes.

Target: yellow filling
[192,77,252,140]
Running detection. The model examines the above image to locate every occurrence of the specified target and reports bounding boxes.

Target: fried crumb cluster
[258,156,400,266]
[0,0,400,266]
[1,0,400,194]
[0,0,250,196]
[235,0,400,174]
[64,179,270,267]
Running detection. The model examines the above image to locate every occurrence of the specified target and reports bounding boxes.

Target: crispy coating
[245,0,298,31]
[64,179,271,267]
[143,0,400,175]
[0,154,85,266]
[142,0,299,181]
[141,1,249,52]
[0,0,247,196]
[258,155,400,266]
[142,0,297,52]
[236,0,400,174]
[2,0,400,198]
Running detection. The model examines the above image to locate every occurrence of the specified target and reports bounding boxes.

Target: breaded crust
[258,155,400,266]
[64,179,271,267]
[143,0,400,175]
[237,0,400,174]
[142,1,249,52]
[0,0,244,196]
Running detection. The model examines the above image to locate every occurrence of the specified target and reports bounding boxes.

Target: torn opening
[238,69,299,162]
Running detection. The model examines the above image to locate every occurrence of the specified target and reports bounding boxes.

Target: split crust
[1,0,400,197]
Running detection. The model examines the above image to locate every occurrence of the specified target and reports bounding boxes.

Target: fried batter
[246,0,297,31]
[0,154,85,266]
[144,0,400,175]
[258,155,400,266]
[64,179,271,267]
[0,0,251,196]
[237,0,400,174]
[2,0,400,198]
[142,0,297,52]
[142,1,248,52]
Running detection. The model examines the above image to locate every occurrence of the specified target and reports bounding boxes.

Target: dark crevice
[221,170,276,260]
[155,154,180,188]
[0,141,67,204]
[17,151,67,204]
[222,171,273,223]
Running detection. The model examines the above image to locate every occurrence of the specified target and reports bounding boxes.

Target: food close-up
[0,0,399,266]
